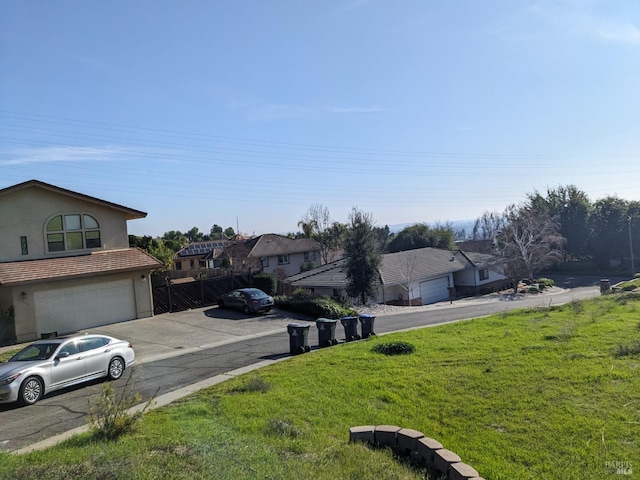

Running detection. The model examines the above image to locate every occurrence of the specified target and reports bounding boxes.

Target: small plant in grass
[371,341,415,355]
[613,341,640,358]
[229,376,271,394]
[568,300,584,315]
[266,418,302,438]
[88,368,155,440]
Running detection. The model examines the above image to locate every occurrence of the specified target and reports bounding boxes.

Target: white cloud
[0,145,130,165]
[595,21,640,45]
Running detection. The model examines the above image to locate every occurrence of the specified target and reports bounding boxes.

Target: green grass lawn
[2,293,640,479]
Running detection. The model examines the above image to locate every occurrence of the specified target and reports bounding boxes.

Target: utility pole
[629,216,635,277]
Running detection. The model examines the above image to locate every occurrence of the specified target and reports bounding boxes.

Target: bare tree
[472,211,505,241]
[304,204,331,232]
[396,252,418,305]
[299,204,341,264]
[498,205,565,292]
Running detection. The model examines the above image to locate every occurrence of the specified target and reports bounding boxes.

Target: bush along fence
[349,425,485,480]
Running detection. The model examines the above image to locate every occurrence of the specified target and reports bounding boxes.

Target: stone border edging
[349,425,485,480]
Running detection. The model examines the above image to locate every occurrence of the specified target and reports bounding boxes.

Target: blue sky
[2,1,640,238]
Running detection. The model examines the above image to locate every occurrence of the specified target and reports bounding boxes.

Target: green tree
[526,185,591,259]
[147,238,176,272]
[343,208,382,304]
[185,226,205,242]
[224,227,235,238]
[162,230,189,251]
[588,196,631,269]
[210,224,224,239]
[387,223,454,253]
[128,234,152,250]
[373,225,391,252]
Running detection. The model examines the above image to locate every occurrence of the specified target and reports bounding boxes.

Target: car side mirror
[56,351,70,359]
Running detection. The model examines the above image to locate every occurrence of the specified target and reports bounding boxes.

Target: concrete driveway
[87,306,314,364]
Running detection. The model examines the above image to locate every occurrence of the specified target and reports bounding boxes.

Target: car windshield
[9,343,59,362]
[247,290,266,298]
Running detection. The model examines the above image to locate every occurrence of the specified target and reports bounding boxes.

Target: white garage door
[34,279,136,335]
[419,276,450,305]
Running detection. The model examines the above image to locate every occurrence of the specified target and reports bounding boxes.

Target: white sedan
[0,334,135,406]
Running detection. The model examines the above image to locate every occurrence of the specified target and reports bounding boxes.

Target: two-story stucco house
[0,180,162,344]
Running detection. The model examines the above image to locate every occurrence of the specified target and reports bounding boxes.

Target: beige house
[221,234,322,277]
[0,180,162,344]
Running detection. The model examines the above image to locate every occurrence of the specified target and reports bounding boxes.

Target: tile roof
[0,248,162,287]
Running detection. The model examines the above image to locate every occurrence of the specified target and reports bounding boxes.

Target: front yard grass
[1,294,640,479]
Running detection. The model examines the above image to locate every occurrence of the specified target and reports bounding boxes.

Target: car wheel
[242,305,250,314]
[264,307,272,313]
[218,300,225,308]
[19,376,43,406]
[107,357,125,380]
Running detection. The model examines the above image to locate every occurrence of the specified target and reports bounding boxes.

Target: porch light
[20,291,27,300]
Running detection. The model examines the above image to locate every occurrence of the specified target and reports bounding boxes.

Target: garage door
[34,279,136,335]
[418,276,450,305]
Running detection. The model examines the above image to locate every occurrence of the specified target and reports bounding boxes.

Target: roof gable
[0,180,147,220]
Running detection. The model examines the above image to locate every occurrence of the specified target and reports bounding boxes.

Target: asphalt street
[0,275,615,453]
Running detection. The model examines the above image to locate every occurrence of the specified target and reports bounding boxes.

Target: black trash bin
[287,323,311,354]
[316,318,338,347]
[358,314,376,339]
[340,316,360,342]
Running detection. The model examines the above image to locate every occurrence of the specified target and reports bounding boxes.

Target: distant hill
[386,219,476,239]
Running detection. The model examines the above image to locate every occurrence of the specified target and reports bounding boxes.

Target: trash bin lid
[316,317,337,324]
[358,314,375,319]
[287,323,310,329]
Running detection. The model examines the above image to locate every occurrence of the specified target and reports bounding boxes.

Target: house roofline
[0,179,147,220]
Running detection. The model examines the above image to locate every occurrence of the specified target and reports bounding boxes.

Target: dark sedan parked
[217,288,274,314]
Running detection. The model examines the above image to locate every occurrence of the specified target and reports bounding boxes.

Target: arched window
[46,214,101,252]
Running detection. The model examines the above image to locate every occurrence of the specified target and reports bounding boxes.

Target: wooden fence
[152,272,252,315]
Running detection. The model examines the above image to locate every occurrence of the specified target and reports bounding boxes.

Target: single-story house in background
[0,180,162,344]
[285,247,508,306]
